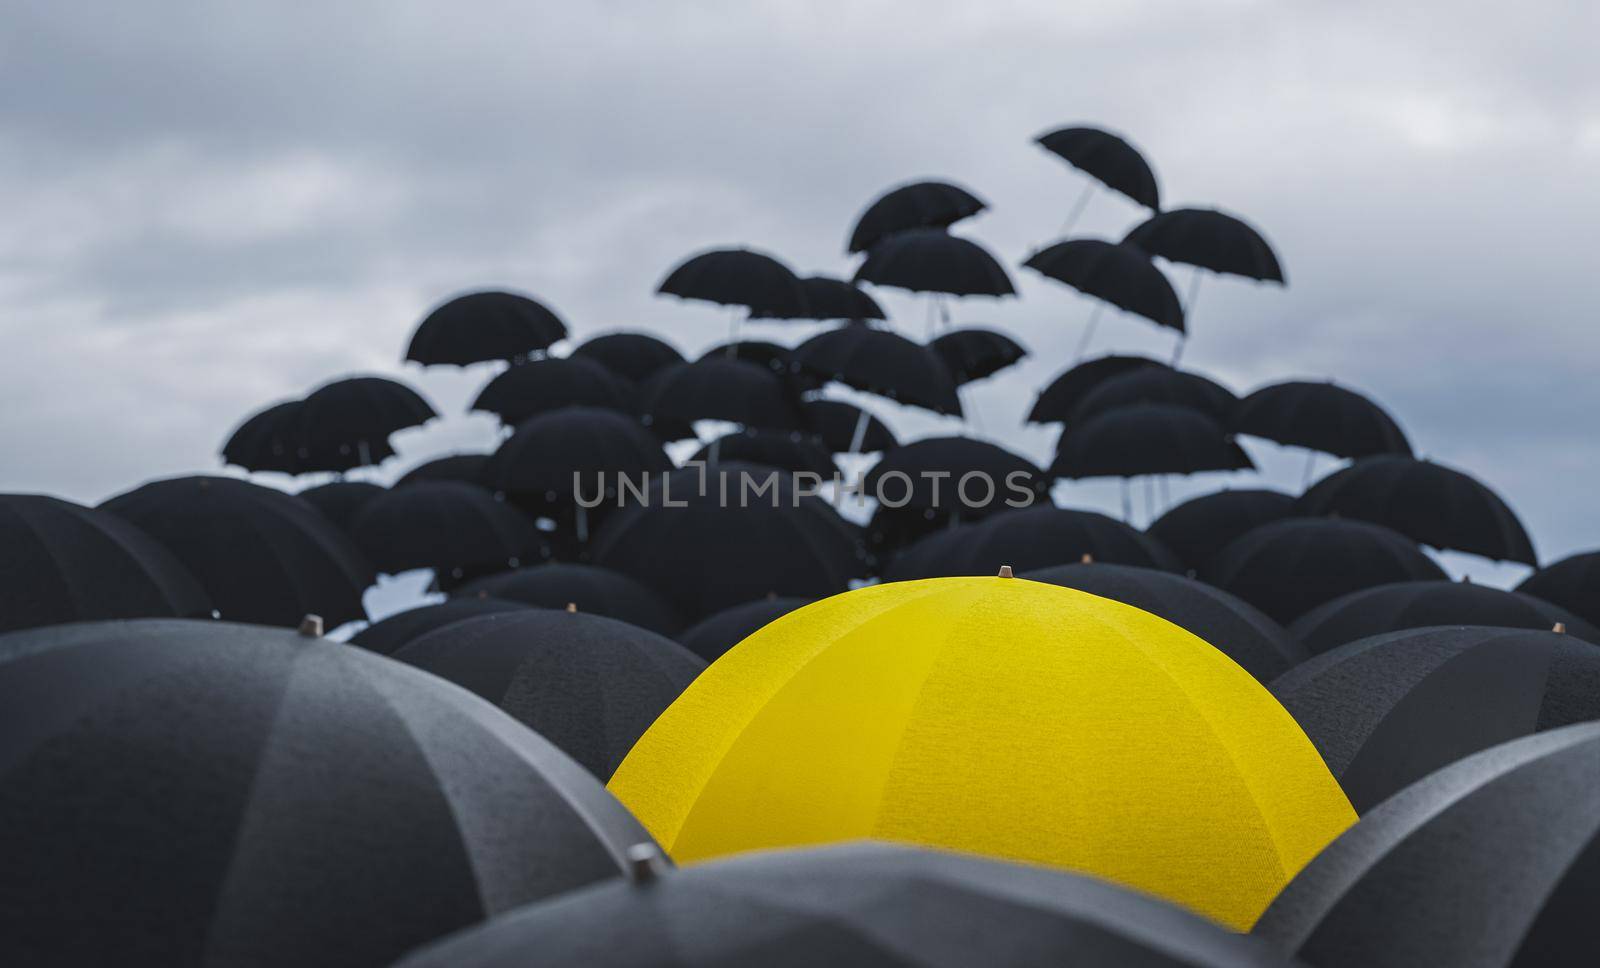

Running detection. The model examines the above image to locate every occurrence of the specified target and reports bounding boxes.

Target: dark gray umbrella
[1253,722,1600,968]
[221,399,318,475]
[297,480,385,533]
[1069,368,1236,423]
[690,429,839,478]
[676,596,810,663]
[800,399,897,454]
[470,356,635,426]
[405,291,568,366]
[888,505,1181,580]
[297,375,437,472]
[393,609,704,779]
[1027,355,1167,425]
[1122,208,1285,283]
[351,597,532,655]
[1518,550,1600,627]
[930,327,1029,384]
[452,562,683,636]
[864,436,1048,513]
[487,406,673,505]
[1050,404,1254,479]
[350,481,546,581]
[569,332,685,384]
[0,619,654,968]
[1147,488,1298,573]
[657,247,808,317]
[847,179,987,253]
[395,453,492,488]
[639,358,805,431]
[1035,125,1161,210]
[1233,381,1412,460]
[794,327,962,416]
[749,275,886,322]
[854,228,1015,297]
[398,842,1300,968]
[1022,238,1184,332]
[1287,580,1598,654]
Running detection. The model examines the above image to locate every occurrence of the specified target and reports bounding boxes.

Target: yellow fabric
[609,576,1354,929]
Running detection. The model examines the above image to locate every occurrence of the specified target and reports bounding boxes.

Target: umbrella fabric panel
[847,180,987,253]
[1035,126,1161,209]
[351,597,532,655]
[406,291,568,365]
[1287,580,1599,654]
[453,563,684,635]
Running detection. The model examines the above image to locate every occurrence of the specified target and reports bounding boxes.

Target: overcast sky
[2,1,1597,585]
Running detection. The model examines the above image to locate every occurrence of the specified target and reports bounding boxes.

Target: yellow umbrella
[610,571,1353,929]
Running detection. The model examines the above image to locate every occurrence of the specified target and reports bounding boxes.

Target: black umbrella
[691,429,839,478]
[794,327,962,416]
[101,476,375,628]
[397,842,1296,968]
[1022,239,1185,350]
[1253,721,1600,968]
[749,275,886,322]
[487,406,672,501]
[1203,518,1447,625]
[1298,456,1536,565]
[639,358,804,432]
[297,375,437,472]
[1272,626,1600,813]
[888,506,1181,580]
[453,562,684,635]
[1026,354,1167,424]
[1035,125,1162,211]
[676,595,810,663]
[694,338,793,370]
[1070,368,1236,423]
[657,247,808,318]
[395,453,492,488]
[930,327,1029,384]
[221,399,316,474]
[470,356,636,425]
[1026,562,1304,682]
[569,331,685,383]
[297,480,385,533]
[352,597,532,655]
[1122,207,1285,283]
[853,228,1015,297]
[847,179,987,253]
[1050,404,1254,479]
[1518,550,1600,627]
[1147,488,1298,572]
[0,494,211,634]
[865,436,1048,513]
[405,291,568,366]
[1233,381,1412,479]
[800,399,898,454]
[1287,580,1597,653]
[351,481,546,581]
[393,609,703,779]
[591,463,866,620]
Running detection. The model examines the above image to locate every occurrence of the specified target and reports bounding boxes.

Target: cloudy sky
[2,1,1597,585]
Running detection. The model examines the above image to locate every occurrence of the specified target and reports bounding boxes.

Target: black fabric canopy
[470,356,635,425]
[1069,368,1235,423]
[1233,381,1412,459]
[296,480,385,533]
[1123,208,1286,283]
[297,375,437,472]
[395,453,492,488]
[486,406,673,503]
[799,399,898,454]
[1022,239,1183,330]
[1027,355,1167,424]
[657,247,808,317]
[930,327,1029,384]
[452,562,683,635]
[794,327,962,416]
[351,597,532,655]
[221,399,317,474]
[690,429,839,478]
[675,596,810,663]
[853,227,1015,296]
[1147,488,1298,573]
[639,358,805,431]
[1051,404,1254,479]
[847,179,987,253]
[749,275,886,321]
[1035,126,1161,209]
[864,436,1047,512]
[350,481,545,580]
[888,505,1181,580]
[1518,550,1600,627]
[405,291,568,366]
[1287,580,1598,654]
[569,332,685,384]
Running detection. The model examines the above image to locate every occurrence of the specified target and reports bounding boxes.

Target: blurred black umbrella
[352,597,532,655]
[854,227,1015,297]
[1070,368,1236,422]
[1050,404,1254,479]
[453,562,683,635]
[395,453,492,488]
[0,494,211,634]
[1254,722,1600,968]
[471,356,635,426]
[749,274,886,322]
[1518,550,1600,627]
[847,179,987,254]
[0,619,654,968]
[865,436,1047,512]
[1147,488,1298,572]
[888,506,1181,580]
[1022,239,1184,352]
[487,407,673,516]
[570,331,685,383]
[394,609,703,779]
[296,479,385,533]
[405,291,568,366]
[1272,626,1600,813]
[695,339,794,371]
[297,375,437,472]
[676,596,810,663]
[1203,518,1446,625]
[640,358,805,432]
[1299,456,1536,565]
[1035,125,1161,212]
[1233,381,1411,465]
[794,327,962,416]
[398,842,1293,968]
[1027,354,1167,424]
[691,429,839,478]
[351,481,545,581]
[1027,561,1304,682]
[101,476,375,628]
[1123,207,1285,283]
[221,399,315,474]
[800,399,897,454]
[591,463,866,620]
[930,327,1029,384]
[658,247,808,318]
[1287,580,1597,653]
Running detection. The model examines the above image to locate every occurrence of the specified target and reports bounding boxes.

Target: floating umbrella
[1287,580,1597,653]
[470,356,635,426]
[690,429,839,478]
[1147,488,1299,572]
[799,399,897,454]
[101,476,375,628]
[658,247,808,344]
[351,597,532,655]
[794,327,962,416]
[846,179,987,254]
[397,842,1300,968]
[1123,208,1285,283]
[221,399,314,474]
[675,596,810,663]
[639,358,805,433]
[1027,354,1167,424]
[748,274,886,322]
[863,504,968,562]
[296,480,385,533]
[1203,518,1447,625]
[486,406,673,507]
[1298,456,1536,565]
[453,562,683,635]
[887,506,1181,580]
[610,575,1354,929]
[1050,404,1254,480]
[930,327,1029,384]
[394,453,492,488]
[1233,382,1412,472]
[569,331,685,383]
[1272,626,1600,813]
[1035,125,1161,217]
[0,619,655,968]
[854,227,1015,298]
[1518,550,1600,627]
[0,494,211,634]
[865,436,1047,513]
[1253,722,1600,968]
[1026,561,1304,682]
[694,339,794,372]
[297,375,437,472]
[1070,367,1236,422]
[1022,239,1184,354]
[405,291,568,366]
[350,481,545,582]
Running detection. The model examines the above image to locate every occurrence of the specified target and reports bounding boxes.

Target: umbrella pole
[1302,449,1317,488]
[1060,182,1095,236]
[726,307,740,359]
[1073,304,1105,362]
[848,410,870,455]
[939,295,951,331]
[1120,479,1132,521]
[576,505,588,543]
[1143,475,1154,524]
[357,440,371,467]
[1172,269,1202,365]
[709,436,722,465]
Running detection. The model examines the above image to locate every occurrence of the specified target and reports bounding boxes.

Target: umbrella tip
[625,843,667,885]
[1553,622,1567,634]
[997,565,1014,579]
[1080,553,1094,564]
[565,602,578,613]
[297,614,324,638]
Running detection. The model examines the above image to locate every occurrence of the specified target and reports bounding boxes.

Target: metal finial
[997,565,1014,579]
[626,843,666,885]
[297,614,324,638]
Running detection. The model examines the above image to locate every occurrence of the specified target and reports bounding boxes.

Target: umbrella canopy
[1253,722,1600,968]
[0,494,211,634]
[1518,550,1600,627]
[887,505,1180,580]
[794,327,962,415]
[1035,126,1161,209]
[405,291,568,366]
[749,274,886,322]
[1272,626,1600,813]
[846,179,987,254]
[657,247,808,317]
[297,375,437,472]
[1070,367,1236,422]
[397,842,1301,968]
[101,476,375,628]
[1051,404,1254,479]
[351,596,532,655]
[1203,518,1447,625]
[1290,580,1598,654]
[221,399,315,474]
[694,338,794,372]
[690,429,839,477]
[1233,381,1412,459]
[1027,354,1167,424]
[675,595,810,663]
[453,562,683,635]
[610,575,1354,929]
[1122,208,1286,283]
[930,327,1029,384]
[395,453,492,488]
[865,436,1047,512]
[1026,561,1304,682]
[639,358,805,431]
[470,356,635,425]
[487,406,673,504]
[296,480,385,533]
[590,463,866,621]
[350,481,546,580]
[569,331,685,383]
[1022,239,1184,331]
[1147,488,1299,572]
[0,619,654,968]
[853,228,1015,297]
[1299,456,1536,565]
[799,399,898,454]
